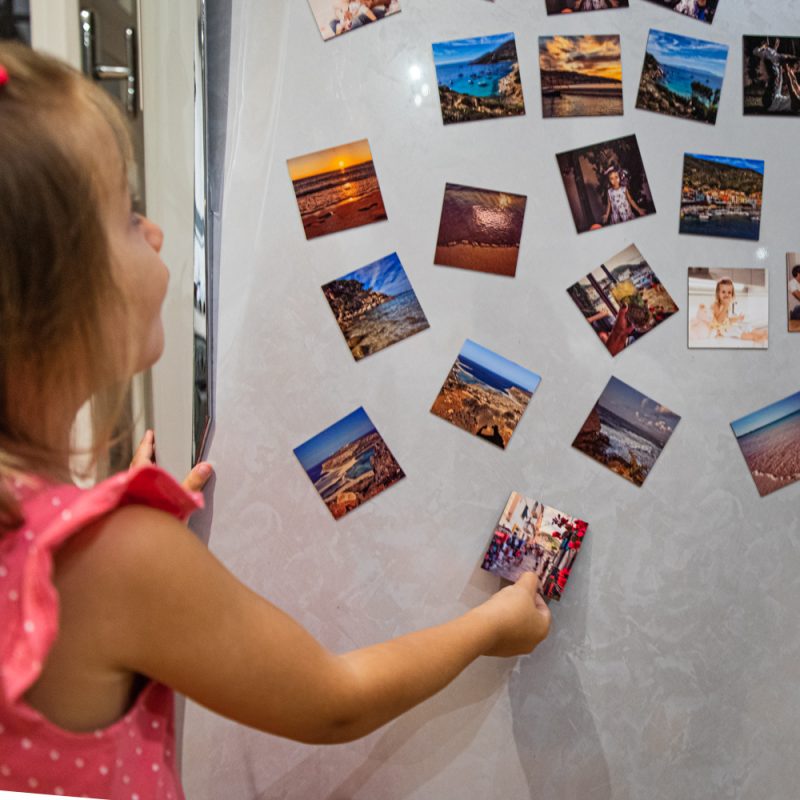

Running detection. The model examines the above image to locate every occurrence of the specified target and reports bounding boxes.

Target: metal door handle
[80,9,138,119]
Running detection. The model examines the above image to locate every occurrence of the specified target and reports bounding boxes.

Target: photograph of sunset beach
[732,391,800,497]
[294,407,405,520]
[539,35,623,118]
[287,138,387,240]
[434,183,527,276]
[430,339,540,449]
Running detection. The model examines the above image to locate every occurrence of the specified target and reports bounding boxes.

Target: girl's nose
[142,216,165,254]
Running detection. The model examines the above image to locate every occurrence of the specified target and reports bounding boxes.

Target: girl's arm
[602,194,611,224]
[361,5,378,20]
[53,506,550,744]
[626,189,645,216]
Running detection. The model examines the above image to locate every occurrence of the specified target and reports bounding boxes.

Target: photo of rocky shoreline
[433,33,525,125]
[322,253,429,360]
[294,407,405,519]
[431,339,540,449]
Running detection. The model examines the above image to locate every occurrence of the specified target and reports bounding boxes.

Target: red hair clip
[0,65,9,87]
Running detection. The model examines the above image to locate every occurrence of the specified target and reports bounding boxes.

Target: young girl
[0,44,551,798]
[601,168,645,226]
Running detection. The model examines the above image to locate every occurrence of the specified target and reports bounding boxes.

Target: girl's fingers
[130,429,156,469]
[182,462,214,493]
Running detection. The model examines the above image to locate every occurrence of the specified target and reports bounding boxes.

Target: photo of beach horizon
[432,33,525,125]
[322,253,429,361]
[641,0,718,24]
[573,376,680,487]
[545,0,629,14]
[636,29,728,125]
[539,35,623,118]
[481,492,589,602]
[288,139,387,240]
[434,183,527,276]
[294,407,405,520]
[679,154,763,241]
[430,339,541,449]
[567,243,679,357]
[732,391,800,497]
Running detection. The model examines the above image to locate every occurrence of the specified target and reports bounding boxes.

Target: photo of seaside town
[732,391,800,497]
[432,33,525,125]
[287,139,387,240]
[567,244,679,357]
[545,0,628,14]
[322,253,429,361]
[743,36,800,115]
[788,253,800,333]
[538,35,623,118]
[308,0,400,41]
[434,183,527,276]
[556,134,655,234]
[573,376,680,487]
[481,492,589,602]
[679,153,763,241]
[430,339,541,449]
[636,29,728,125]
[641,0,718,24]
[294,407,405,519]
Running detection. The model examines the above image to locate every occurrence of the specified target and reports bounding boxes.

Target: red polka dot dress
[0,466,203,799]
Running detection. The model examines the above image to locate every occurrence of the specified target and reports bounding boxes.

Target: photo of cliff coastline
[732,391,800,497]
[432,33,525,125]
[430,339,540,449]
[636,29,728,125]
[434,183,527,276]
[287,139,387,240]
[322,253,429,361]
[573,376,680,487]
[307,0,400,41]
[641,0,718,24]
[545,0,628,14]
[294,407,405,520]
[743,37,800,115]
[567,244,679,357]
[481,492,589,603]
[539,35,623,118]
[679,154,763,241]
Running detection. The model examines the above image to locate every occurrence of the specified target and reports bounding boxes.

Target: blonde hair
[715,278,735,304]
[0,42,134,529]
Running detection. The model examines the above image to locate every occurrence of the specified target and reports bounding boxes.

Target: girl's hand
[478,572,551,658]
[130,429,213,492]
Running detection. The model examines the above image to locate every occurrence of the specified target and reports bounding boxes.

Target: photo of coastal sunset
[432,33,525,125]
[636,29,728,124]
[539,35,623,118]
[572,376,680,487]
[434,183,527,276]
[294,407,405,520]
[641,0,719,25]
[287,138,387,240]
[732,391,800,497]
[679,153,763,240]
[567,244,679,356]
[481,492,589,602]
[430,339,540,449]
[307,0,401,42]
[322,253,429,361]
[545,0,628,14]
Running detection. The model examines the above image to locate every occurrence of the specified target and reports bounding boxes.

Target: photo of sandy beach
[322,253,429,361]
[567,244,679,357]
[539,35,623,118]
[732,391,800,497]
[744,37,800,115]
[556,135,655,234]
[636,29,728,125]
[688,268,768,349]
[434,183,527,276]
[294,407,405,520]
[307,0,400,41]
[431,339,540,449]
[679,154,763,241]
[641,0,718,24]
[287,139,387,240]
[573,376,680,487]
[432,33,525,125]
[546,0,628,14]
[481,492,588,602]
[787,254,800,333]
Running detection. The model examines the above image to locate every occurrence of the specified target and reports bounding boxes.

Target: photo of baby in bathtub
[688,268,768,348]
